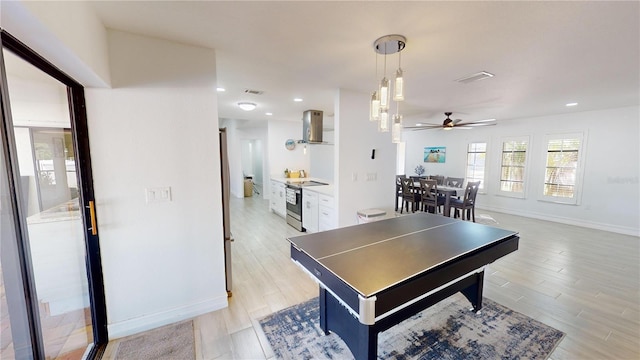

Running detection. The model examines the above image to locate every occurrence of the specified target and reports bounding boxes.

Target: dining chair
[430,175,445,186]
[395,175,406,211]
[446,177,464,188]
[450,181,480,221]
[420,179,445,214]
[400,177,420,213]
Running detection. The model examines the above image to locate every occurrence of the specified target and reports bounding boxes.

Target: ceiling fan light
[393,68,404,101]
[237,102,257,111]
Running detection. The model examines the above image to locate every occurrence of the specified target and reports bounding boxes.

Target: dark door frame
[0,29,108,359]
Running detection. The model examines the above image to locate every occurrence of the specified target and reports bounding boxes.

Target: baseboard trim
[477,205,639,237]
[107,294,228,340]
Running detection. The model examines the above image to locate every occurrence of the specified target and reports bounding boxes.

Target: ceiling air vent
[455,71,494,84]
[244,89,264,95]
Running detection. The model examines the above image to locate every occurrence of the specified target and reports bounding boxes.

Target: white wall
[85,30,227,338]
[1,0,110,87]
[335,89,397,226]
[267,120,309,178]
[403,106,640,235]
[309,130,334,182]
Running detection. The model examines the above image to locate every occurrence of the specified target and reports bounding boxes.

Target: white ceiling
[88,1,639,129]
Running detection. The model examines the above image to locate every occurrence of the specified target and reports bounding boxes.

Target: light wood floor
[103,195,639,360]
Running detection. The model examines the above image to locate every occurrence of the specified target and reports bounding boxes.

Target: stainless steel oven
[286,184,303,231]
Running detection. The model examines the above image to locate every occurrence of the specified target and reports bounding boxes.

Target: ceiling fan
[406,112,497,131]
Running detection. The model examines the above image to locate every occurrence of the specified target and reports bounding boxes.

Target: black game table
[288,212,519,360]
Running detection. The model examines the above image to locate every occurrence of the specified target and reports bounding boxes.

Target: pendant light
[370,91,380,121]
[392,114,403,143]
[378,110,389,132]
[371,34,406,138]
[393,50,404,101]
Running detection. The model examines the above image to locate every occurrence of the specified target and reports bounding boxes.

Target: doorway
[0,31,107,359]
[241,139,264,196]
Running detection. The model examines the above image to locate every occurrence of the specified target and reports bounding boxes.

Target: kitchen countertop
[271,177,334,197]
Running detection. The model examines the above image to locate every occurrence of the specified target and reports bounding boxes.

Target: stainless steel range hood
[302,110,323,143]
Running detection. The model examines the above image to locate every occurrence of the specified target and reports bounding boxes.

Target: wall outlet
[352,172,358,181]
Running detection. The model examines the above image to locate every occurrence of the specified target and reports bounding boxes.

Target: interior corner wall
[402,106,640,235]
[335,88,397,227]
[85,30,227,339]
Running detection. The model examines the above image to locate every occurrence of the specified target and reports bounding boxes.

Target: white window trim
[538,131,587,205]
[497,136,531,199]
[466,140,489,194]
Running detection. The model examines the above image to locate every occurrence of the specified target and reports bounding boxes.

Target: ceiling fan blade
[456,122,497,127]
[453,119,463,125]
[405,125,443,131]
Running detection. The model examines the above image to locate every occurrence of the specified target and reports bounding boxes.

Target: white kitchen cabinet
[318,193,336,231]
[270,180,286,218]
[302,189,319,233]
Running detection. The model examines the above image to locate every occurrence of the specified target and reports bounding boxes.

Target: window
[499,137,529,198]
[466,142,487,190]
[541,133,585,204]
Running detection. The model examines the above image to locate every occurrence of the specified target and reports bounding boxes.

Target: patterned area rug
[259,294,564,359]
[114,320,195,360]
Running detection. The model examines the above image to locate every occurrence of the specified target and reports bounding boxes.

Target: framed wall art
[424,146,446,163]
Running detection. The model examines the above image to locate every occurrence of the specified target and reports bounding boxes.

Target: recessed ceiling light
[566,102,578,107]
[293,98,303,102]
[237,102,257,111]
[216,87,226,92]
[415,123,423,126]
[266,112,273,116]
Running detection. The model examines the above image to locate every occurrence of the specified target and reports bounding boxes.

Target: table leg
[320,288,378,360]
[319,287,329,335]
[444,192,451,217]
[460,271,484,312]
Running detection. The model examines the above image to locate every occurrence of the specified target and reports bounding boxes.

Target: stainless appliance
[286,185,303,231]
[219,128,233,296]
[303,110,323,143]
[285,180,329,231]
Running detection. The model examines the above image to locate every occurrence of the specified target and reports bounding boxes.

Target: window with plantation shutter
[499,137,529,198]
[466,142,487,190]
[541,133,585,204]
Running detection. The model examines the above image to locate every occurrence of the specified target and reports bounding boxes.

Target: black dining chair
[445,177,464,188]
[395,175,406,211]
[400,177,420,213]
[429,175,445,186]
[420,179,445,214]
[450,181,480,222]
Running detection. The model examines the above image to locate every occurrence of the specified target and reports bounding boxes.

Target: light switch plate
[146,187,172,203]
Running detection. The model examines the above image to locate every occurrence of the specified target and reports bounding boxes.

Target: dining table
[412,182,462,217]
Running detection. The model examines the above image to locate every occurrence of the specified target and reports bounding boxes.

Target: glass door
[1,32,107,359]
